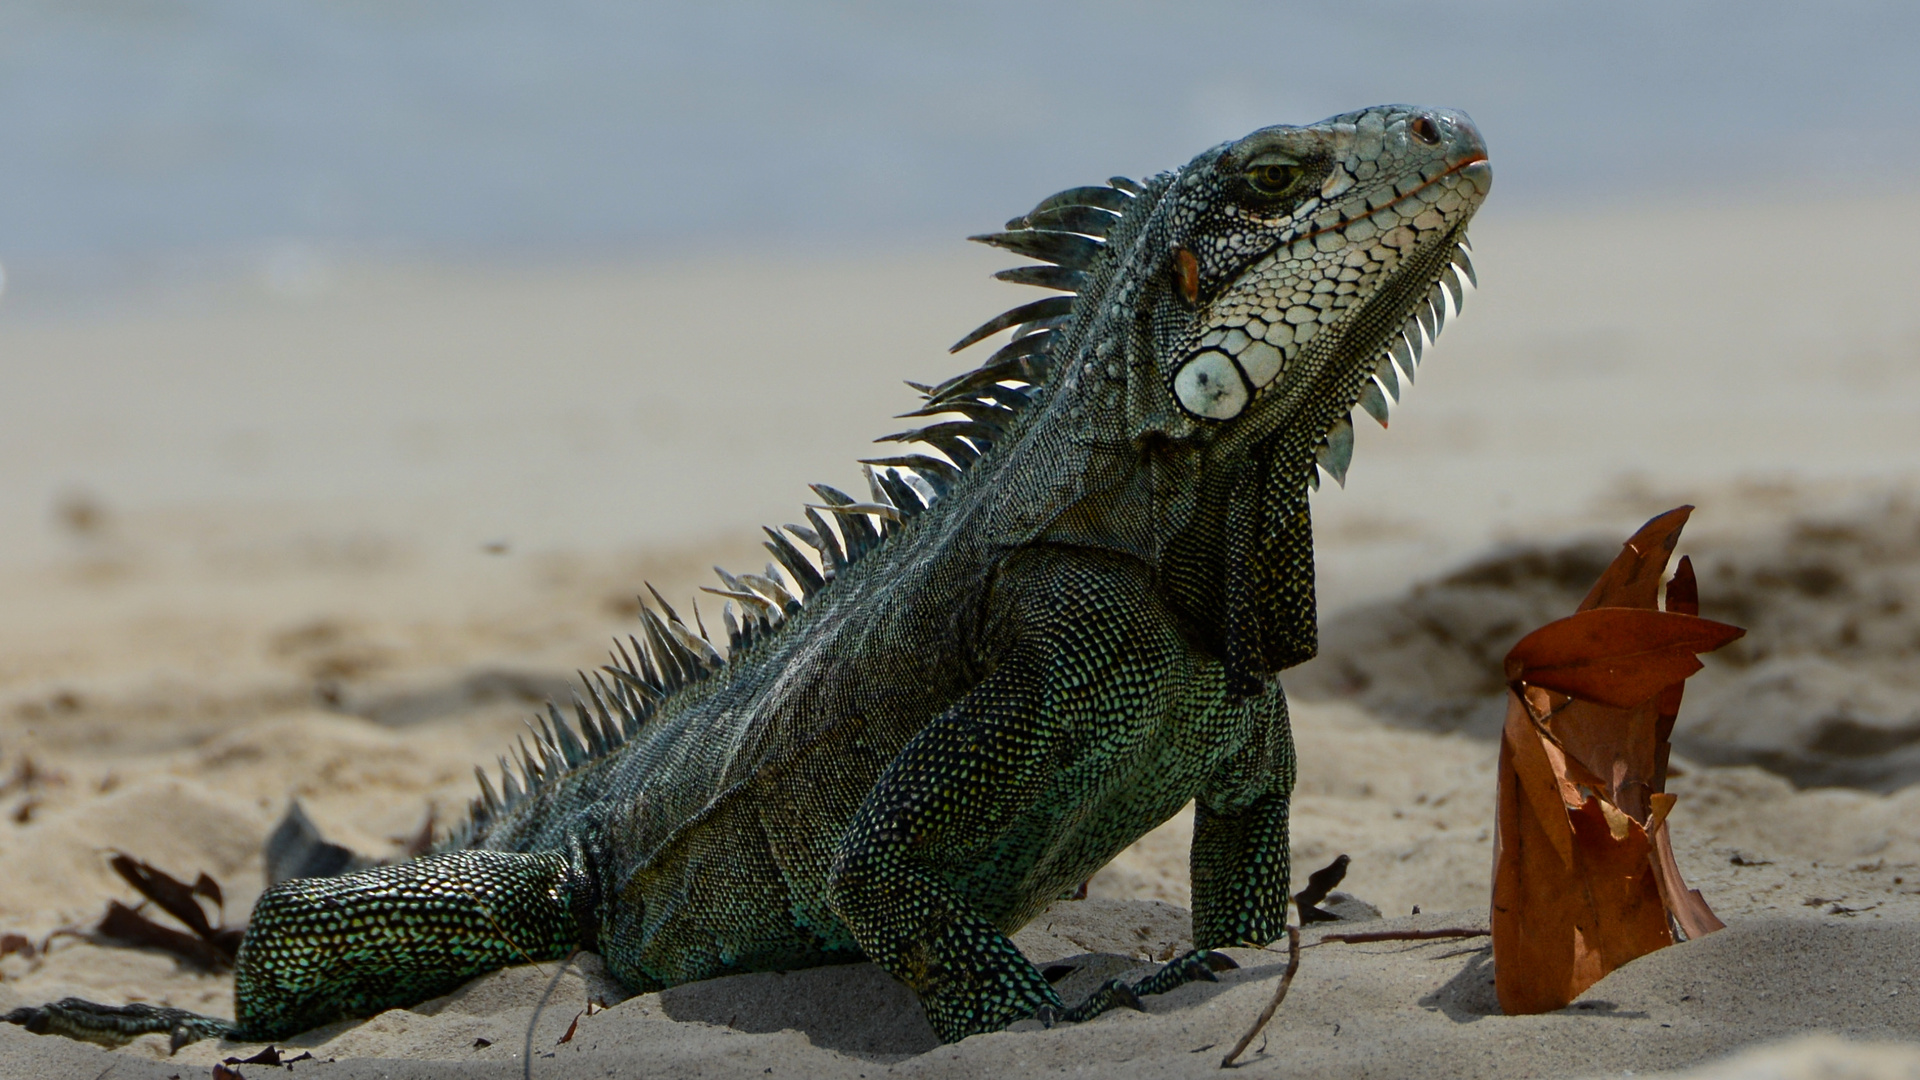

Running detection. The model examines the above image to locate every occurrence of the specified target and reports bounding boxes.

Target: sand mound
[1290,490,1920,791]
[1635,1035,1920,1080]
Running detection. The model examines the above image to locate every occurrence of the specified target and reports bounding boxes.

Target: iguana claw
[1059,978,1145,1023]
[1055,949,1236,1026]
[1131,948,1238,996]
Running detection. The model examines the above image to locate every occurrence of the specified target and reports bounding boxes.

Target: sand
[2,192,1919,1076]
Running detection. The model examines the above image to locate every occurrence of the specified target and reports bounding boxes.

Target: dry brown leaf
[1491,508,1742,1015]
[1505,608,1742,709]
[92,854,245,970]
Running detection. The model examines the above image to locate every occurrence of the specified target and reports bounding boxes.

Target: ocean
[2,0,1916,276]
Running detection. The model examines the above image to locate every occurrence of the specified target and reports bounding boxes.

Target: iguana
[10,104,1489,1050]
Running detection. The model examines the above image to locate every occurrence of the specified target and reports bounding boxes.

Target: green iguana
[10,104,1489,1050]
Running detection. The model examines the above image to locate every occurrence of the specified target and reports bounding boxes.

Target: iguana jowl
[12,105,1489,1048]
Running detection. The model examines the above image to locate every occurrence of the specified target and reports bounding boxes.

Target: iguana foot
[4,997,233,1052]
[1131,948,1239,996]
[1038,949,1239,1027]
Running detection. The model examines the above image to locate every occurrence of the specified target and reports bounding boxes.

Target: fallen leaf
[0,933,35,961]
[93,856,245,969]
[1505,608,1742,709]
[1491,508,1739,1015]
[110,854,217,940]
[96,901,229,971]
[1294,854,1351,923]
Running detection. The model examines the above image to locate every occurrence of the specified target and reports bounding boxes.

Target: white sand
[2,192,1919,1076]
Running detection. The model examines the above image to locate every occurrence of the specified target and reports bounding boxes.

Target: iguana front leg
[825,550,1227,1042]
[7,849,592,1047]
[1191,682,1296,950]
[1054,685,1296,1027]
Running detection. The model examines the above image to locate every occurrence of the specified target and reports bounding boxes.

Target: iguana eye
[1245,161,1303,197]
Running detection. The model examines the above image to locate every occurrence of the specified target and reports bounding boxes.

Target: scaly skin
[9,104,1489,1047]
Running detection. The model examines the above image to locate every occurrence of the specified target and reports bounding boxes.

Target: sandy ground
[2,192,1919,1076]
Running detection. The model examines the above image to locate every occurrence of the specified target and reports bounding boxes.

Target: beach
[2,191,1919,1076]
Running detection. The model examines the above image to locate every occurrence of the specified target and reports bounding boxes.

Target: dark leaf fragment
[1293,853,1350,923]
[109,854,216,940]
[96,853,246,968]
[96,901,231,970]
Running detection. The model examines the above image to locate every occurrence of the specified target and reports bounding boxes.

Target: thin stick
[1317,928,1488,946]
[1220,925,1299,1068]
[524,948,580,1080]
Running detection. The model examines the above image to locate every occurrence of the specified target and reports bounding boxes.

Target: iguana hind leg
[823,649,1072,1041]
[231,849,590,1039]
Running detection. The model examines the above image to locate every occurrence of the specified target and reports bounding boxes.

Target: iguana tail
[8,847,596,1049]
[5,998,233,1053]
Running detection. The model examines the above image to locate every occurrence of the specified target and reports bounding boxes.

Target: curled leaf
[1505,608,1744,708]
[1491,508,1740,1015]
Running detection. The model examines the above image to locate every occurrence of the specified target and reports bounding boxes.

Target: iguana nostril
[1409,115,1441,145]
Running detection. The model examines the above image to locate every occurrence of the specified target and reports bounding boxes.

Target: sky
[3,0,1917,272]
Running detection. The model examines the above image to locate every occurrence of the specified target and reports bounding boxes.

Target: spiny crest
[455,176,1142,843]
[456,588,723,838]
[1308,240,1475,489]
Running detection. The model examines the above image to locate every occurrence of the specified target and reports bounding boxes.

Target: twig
[524,948,580,1080]
[1316,928,1488,946]
[1516,687,1578,755]
[1220,925,1299,1068]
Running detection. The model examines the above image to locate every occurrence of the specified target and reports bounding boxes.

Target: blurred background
[3,0,1919,705]
[8,1,1920,267]
[5,0,1919,574]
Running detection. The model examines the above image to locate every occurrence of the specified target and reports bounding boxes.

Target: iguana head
[1142,105,1489,477]
[949,104,1487,490]
[935,105,1488,690]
